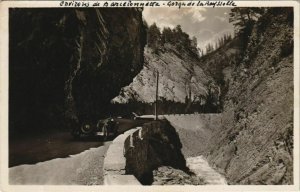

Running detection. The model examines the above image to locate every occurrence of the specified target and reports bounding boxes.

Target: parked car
[71,117,118,141]
[71,116,152,141]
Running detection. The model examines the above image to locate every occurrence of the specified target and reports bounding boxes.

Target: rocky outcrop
[124,120,188,184]
[200,8,293,184]
[9,8,146,134]
[152,166,205,185]
[112,44,221,113]
[103,120,190,185]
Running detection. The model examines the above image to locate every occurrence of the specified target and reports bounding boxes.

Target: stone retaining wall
[103,128,141,185]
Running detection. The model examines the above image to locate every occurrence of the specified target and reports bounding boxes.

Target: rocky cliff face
[112,44,220,112]
[9,8,146,134]
[197,37,243,110]
[200,8,293,184]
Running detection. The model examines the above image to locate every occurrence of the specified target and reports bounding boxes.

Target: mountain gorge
[113,7,294,184]
[8,7,294,185]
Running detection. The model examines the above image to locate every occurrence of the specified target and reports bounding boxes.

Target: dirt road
[9,142,110,185]
[9,119,147,185]
[9,131,111,185]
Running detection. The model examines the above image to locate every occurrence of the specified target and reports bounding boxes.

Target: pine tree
[191,36,198,48]
[147,23,161,50]
[161,27,173,45]
[206,43,214,54]
[229,8,266,34]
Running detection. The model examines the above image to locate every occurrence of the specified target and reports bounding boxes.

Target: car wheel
[81,124,94,134]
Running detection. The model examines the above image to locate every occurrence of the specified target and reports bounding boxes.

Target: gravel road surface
[10,142,110,185]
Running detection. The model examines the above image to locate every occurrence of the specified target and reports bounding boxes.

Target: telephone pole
[155,70,159,120]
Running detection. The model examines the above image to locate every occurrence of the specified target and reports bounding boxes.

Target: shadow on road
[9,118,150,168]
[9,131,104,167]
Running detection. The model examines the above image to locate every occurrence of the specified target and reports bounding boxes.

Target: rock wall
[198,34,243,110]
[9,8,146,134]
[113,45,218,104]
[202,8,294,184]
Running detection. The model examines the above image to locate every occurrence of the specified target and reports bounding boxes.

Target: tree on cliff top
[147,23,199,56]
[147,23,161,51]
[229,8,266,35]
[206,43,214,54]
[161,27,173,45]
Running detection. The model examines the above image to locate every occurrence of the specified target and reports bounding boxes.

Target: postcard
[0,1,299,192]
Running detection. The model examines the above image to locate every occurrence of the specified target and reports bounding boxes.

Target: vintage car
[71,117,118,140]
[71,116,151,141]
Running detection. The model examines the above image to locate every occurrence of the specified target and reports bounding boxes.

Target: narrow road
[9,119,147,185]
[9,131,105,167]
[9,142,110,185]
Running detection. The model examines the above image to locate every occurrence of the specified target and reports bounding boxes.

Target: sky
[143,8,235,51]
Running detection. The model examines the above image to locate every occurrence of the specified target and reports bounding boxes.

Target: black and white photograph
[0,1,299,191]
